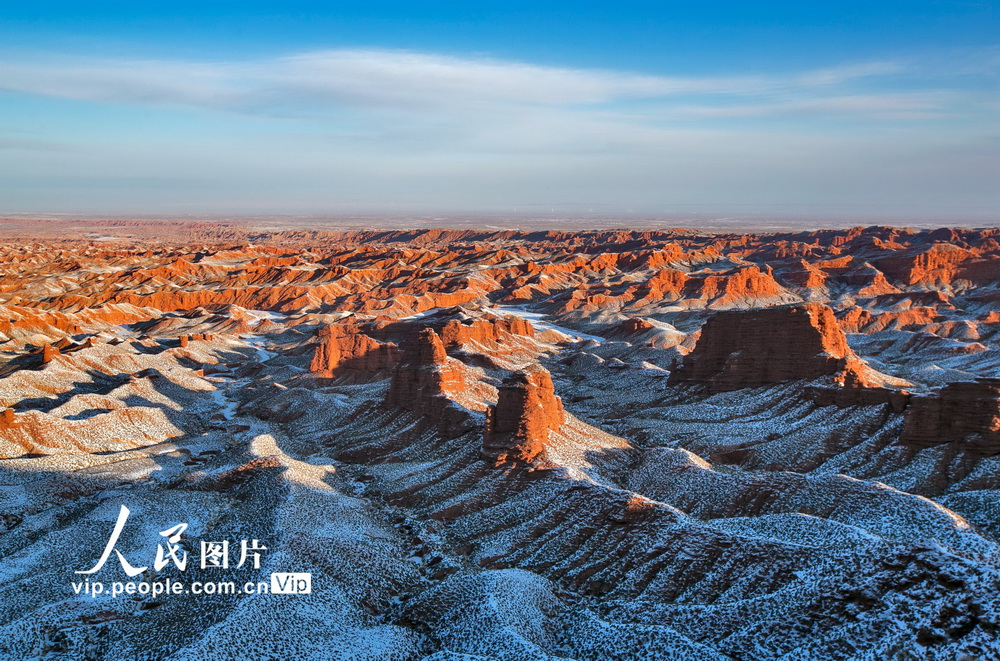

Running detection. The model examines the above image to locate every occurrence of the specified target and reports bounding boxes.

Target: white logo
[70,505,310,599]
[76,505,268,575]
[271,572,312,594]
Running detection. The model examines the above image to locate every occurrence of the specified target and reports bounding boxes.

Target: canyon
[0,221,998,659]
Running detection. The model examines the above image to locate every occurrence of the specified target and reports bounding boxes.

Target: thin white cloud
[791,61,905,87]
[0,48,996,216]
[666,92,960,120]
[0,48,908,113]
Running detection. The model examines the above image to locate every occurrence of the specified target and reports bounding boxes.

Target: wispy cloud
[0,48,996,216]
[0,49,915,116]
[667,92,962,121]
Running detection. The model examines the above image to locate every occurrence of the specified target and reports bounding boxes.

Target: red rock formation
[557,287,632,313]
[386,328,464,406]
[482,366,565,466]
[669,303,870,392]
[782,259,828,291]
[310,323,399,378]
[179,334,190,347]
[714,266,789,307]
[806,384,911,413]
[637,269,689,303]
[41,344,59,364]
[838,307,941,334]
[853,265,900,297]
[384,329,470,437]
[678,266,797,309]
[438,316,534,348]
[899,379,1000,456]
[0,409,17,429]
[957,255,1000,284]
[615,244,686,270]
[613,318,655,335]
[876,243,974,286]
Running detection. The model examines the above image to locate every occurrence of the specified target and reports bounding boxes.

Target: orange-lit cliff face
[1,222,999,659]
[483,366,565,465]
[668,303,857,391]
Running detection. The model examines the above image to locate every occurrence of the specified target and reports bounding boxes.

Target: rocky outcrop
[385,329,460,405]
[838,307,941,334]
[385,329,471,437]
[41,344,59,364]
[439,316,534,348]
[669,303,870,392]
[686,266,799,309]
[482,366,565,466]
[899,379,1000,456]
[178,333,214,344]
[310,324,400,378]
[877,243,975,286]
[0,409,17,429]
[635,269,689,304]
[612,318,655,335]
[782,259,828,291]
[806,384,911,413]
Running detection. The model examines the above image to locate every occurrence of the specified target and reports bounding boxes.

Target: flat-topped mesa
[899,379,1000,456]
[310,323,400,378]
[482,365,565,466]
[438,316,535,348]
[384,328,471,436]
[669,303,870,392]
[613,318,656,335]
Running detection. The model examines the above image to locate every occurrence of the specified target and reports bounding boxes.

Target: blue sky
[0,2,997,219]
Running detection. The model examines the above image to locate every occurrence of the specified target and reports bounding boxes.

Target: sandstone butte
[668,302,871,392]
[612,318,656,336]
[384,328,471,437]
[438,316,534,348]
[900,379,1000,456]
[310,323,400,377]
[482,365,565,466]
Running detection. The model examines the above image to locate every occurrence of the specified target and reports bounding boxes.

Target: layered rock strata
[482,365,565,466]
[438,316,534,348]
[900,378,1000,456]
[384,328,471,437]
[669,303,869,392]
[310,323,400,378]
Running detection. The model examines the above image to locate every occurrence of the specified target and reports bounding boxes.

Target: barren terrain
[0,221,998,659]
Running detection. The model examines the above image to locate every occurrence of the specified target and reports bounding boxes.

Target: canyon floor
[0,221,998,659]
